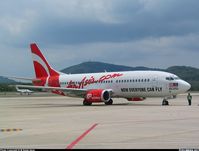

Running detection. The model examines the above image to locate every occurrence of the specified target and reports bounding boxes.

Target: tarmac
[0,92,199,149]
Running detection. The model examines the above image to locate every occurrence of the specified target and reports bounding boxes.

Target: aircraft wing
[16,85,88,98]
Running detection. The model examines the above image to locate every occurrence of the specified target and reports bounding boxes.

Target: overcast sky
[0,0,199,77]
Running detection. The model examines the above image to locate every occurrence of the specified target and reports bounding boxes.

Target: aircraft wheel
[83,100,92,106]
[105,99,113,105]
[162,99,169,106]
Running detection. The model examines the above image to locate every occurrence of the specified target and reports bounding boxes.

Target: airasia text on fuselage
[66,73,123,89]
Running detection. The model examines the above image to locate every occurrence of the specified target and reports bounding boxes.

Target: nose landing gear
[162,99,169,106]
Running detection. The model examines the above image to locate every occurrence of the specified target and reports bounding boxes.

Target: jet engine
[85,89,111,103]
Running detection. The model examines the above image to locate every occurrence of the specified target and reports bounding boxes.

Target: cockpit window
[174,77,180,80]
[166,77,174,81]
[166,76,180,81]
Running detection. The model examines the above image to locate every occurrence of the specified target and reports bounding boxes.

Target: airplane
[15,85,34,95]
[16,43,191,106]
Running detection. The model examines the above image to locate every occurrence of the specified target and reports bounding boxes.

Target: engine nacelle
[85,89,111,103]
[127,97,146,101]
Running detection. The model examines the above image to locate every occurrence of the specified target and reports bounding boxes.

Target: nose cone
[180,80,191,92]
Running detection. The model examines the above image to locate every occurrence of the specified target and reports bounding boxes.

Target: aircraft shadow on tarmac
[15,102,165,108]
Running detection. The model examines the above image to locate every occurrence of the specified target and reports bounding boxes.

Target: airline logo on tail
[31,44,60,87]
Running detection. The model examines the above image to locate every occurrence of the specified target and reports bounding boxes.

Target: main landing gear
[105,99,113,105]
[83,99,113,106]
[83,100,92,106]
[162,99,169,106]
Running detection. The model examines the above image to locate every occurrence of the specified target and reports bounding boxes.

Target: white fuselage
[58,71,190,98]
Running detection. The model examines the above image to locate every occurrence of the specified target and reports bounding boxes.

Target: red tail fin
[30,43,60,86]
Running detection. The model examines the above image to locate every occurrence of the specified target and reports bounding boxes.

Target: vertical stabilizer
[30,43,60,87]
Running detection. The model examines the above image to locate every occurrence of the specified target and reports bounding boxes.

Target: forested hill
[0,76,16,84]
[61,61,160,74]
[166,66,199,91]
[166,66,199,81]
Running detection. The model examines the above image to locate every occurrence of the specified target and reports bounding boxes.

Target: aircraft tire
[162,99,169,106]
[83,100,92,106]
[105,99,113,105]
